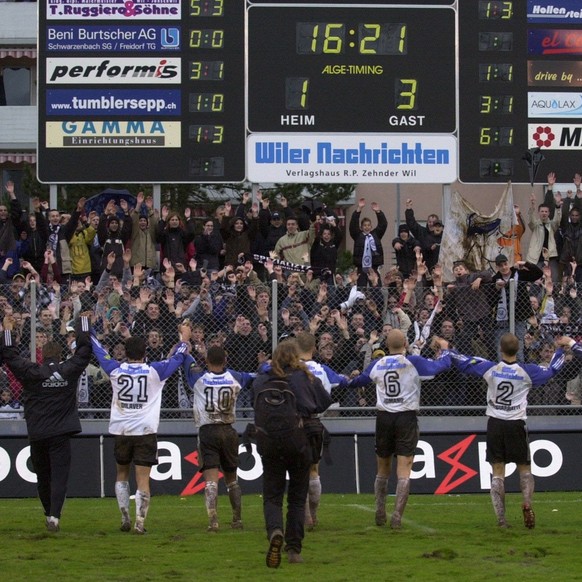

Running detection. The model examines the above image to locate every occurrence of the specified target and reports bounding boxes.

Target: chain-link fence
[0,274,580,421]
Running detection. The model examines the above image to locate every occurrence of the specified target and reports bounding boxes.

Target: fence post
[508,276,516,335]
[30,279,37,363]
[271,278,278,353]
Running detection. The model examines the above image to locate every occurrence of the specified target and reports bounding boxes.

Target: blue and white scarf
[362,234,377,269]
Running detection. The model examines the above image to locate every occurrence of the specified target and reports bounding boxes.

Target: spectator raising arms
[221,196,258,268]
[195,217,224,273]
[156,205,197,271]
[405,198,443,271]
[0,181,24,278]
[130,192,158,272]
[392,225,421,279]
[98,199,132,277]
[349,198,387,286]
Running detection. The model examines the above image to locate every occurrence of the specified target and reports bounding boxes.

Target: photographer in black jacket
[0,316,92,532]
[252,339,332,568]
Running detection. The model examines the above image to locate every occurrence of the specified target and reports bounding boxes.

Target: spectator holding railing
[445,260,494,358]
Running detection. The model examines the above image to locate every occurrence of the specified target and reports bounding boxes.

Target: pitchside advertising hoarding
[0,432,580,497]
[37,0,582,184]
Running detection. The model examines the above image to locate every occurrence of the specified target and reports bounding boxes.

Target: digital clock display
[248,5,455,133]
[296,22,407,55]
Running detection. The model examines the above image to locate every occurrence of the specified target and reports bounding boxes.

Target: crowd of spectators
[0,178,581,418]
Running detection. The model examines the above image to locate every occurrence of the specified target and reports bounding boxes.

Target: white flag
[440,183,515,281]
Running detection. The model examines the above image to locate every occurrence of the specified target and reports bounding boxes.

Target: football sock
[394,478,410,518]
[308,476,321,520]
[374,475,388,512]
[519,471,534,507]
[135,489,150,522]
[490,476,506,523]
[226,481,242,521]
[115,481,130,517]
[205,481,218,516]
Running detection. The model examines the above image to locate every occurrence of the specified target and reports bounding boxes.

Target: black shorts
[198,424,240,473]
[303,418,324,465]
[375,410,419,458]
[486,416,530,465]
[114,434,158,467]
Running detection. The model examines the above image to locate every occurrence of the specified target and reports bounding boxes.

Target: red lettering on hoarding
[435,434,478,494]
[181,450,223,496]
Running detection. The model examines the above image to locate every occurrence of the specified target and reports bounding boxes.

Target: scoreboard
[36,0,582,184]
[459,0,582,183]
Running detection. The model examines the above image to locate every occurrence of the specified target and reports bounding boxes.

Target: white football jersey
[452,351,565,421]
[91,336,187,435]
[108,362,167,435]
[191,371,242,427]
[183,355,254,427]
[351,352,452,413]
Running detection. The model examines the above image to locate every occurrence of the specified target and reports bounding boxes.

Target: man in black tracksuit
[0,317,91,531]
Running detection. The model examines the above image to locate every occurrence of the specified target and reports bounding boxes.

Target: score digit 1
[286,77,310,110]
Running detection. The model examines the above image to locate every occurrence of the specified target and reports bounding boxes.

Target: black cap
[271,212,281,220]
[398,224,409,234]
[433,220,444,227]
[495,254,509,265]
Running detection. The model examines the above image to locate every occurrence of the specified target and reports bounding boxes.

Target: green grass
[1,492,582,581]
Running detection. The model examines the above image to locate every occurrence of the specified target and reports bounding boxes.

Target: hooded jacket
[156,218,196,269]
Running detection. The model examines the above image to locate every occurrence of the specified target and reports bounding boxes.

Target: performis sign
[46,58,180,84]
